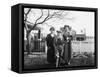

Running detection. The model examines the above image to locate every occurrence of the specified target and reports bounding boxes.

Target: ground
[24,52,95,69]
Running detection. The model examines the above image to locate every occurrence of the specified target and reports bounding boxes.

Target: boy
[54,30,65,67]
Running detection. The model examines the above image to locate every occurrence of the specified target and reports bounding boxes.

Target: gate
[32,40,46,52]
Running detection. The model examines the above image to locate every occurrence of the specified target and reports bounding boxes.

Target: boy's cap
[57,30,62,33]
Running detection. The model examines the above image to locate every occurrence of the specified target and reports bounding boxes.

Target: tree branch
[26,10,64,34]
[34,9,43,24]
[46,10,64,21]
[36,10,50,25]
[24,8,32,31]
[24,8,31,16]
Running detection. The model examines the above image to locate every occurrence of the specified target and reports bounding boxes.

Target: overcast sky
[25,8,95,36]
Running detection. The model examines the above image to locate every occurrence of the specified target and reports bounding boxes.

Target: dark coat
[46,34,56,64]
[63,33,73,64]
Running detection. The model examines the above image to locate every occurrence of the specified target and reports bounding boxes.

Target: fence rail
[24,40,46,52]
[71,41,94,53]
[24,40,94,53]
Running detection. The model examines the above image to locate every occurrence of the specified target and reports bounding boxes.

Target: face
[57,32,62,36]
[65,27,70,32]
[50,30,55,34]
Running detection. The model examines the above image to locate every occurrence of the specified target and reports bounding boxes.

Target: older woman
[63,25,73,65]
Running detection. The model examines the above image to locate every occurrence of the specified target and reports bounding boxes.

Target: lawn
[24,52,95,69]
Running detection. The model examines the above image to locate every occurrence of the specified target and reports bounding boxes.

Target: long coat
[63,33,73,64]
[46,34,56,64]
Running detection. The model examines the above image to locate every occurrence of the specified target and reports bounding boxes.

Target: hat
[57,30,62,33]
[49,27,55,31]
[64,25,70,29]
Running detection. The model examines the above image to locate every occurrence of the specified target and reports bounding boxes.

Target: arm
[61,43,65,56]
[53,36,57,56]
[46,35,49,47]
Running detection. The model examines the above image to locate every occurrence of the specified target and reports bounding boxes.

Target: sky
[25,8,95,36]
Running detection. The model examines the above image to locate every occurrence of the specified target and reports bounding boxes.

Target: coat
[46,34,56,64]
[63,33,73,64]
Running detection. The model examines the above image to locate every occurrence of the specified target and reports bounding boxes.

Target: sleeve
[46,35,49,47]
[63,34,67,41]
[54,36,57,46]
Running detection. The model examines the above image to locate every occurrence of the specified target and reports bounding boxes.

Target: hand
[61,51,63,56]
[56,52,59,58]
[61,53,63,56]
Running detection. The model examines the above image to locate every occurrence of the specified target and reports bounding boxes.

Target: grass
[24,52,95,69]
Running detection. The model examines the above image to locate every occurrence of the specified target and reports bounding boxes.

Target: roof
[75,34,86,36]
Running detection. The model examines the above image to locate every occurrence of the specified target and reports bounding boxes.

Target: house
[24,22,46,53]
[73,34,86,41]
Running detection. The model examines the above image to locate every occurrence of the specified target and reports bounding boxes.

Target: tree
[24,8,32,54]
[24,8,70,54]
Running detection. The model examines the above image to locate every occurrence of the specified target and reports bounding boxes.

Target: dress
[46,34,56,64]
[63,33,72,64]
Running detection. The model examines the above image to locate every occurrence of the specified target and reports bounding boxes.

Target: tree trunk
[25,24,37,54]
[26,30,31,54]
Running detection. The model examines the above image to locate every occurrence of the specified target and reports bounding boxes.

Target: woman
[63,25,73,65]
[46,27,56,65]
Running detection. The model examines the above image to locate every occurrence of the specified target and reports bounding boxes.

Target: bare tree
[24,8,32,54]
[24,8,67,54]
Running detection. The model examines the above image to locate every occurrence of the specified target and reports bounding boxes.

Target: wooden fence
[71,41,94,53]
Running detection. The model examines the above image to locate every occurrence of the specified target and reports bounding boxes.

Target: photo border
[20,3,98,73]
